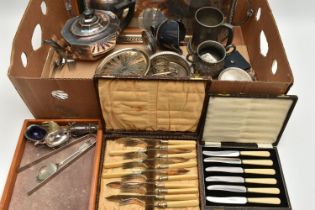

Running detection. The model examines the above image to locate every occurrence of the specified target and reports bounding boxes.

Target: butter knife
[207,185,280,194]
[204,157,273,166]
[203,150,270,157]
[206,176,277,185]
[206,167,276,175]
[207,196,281,205]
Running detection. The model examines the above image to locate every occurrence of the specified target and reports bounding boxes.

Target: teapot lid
[70,9,109,37]
[61,9,120,45]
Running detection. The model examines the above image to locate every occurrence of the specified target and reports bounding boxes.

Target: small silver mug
[187,40,235,77]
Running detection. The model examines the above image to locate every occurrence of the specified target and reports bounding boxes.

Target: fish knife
[117,198,199,208]
[121,174,198,182]
[207,185,280,194]
[204,157,273,166]
[206,167,276,175]
[110,144,195,156]
[122,152,197,160]
[203,150,270,157]
[102,168,189,179]
[107,181,198,194]
[116,138,196,146]
[106,193,198,201]
[107,181,196,189]
[207,196,281,205]
[104,158,195,169]
[206,176,277,185]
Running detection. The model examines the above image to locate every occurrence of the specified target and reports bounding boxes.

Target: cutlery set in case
[198,95,297,209]
[98,138,200,209]
[202,148,286,207]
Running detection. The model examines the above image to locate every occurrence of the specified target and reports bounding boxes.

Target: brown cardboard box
[8,0,294,119]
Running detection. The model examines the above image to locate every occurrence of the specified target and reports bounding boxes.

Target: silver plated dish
[95,48,150,76]
[218,67,253,81]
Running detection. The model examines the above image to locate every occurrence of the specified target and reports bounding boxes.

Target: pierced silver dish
[95,48,150,76]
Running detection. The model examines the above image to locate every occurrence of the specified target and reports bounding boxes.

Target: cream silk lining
[203,97,293,144]
[98,80,206,132]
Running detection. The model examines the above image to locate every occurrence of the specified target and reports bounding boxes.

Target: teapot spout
[43,39,75,70]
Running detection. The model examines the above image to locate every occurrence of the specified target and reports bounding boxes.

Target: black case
[198,94,297,210]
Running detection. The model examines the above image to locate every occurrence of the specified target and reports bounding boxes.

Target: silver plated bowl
[147,51,191,77]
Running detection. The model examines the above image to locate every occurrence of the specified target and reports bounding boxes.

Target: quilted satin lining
[203,97,293,144]
[98,80,206,132]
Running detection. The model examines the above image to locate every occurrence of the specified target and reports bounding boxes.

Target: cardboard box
[8,0,294,118]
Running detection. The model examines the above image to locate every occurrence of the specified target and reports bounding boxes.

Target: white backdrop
[0,0,314,209]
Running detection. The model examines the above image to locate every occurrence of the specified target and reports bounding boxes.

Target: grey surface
[0,0,314,209]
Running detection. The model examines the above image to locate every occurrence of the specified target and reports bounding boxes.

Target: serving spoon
[27,140,95,195]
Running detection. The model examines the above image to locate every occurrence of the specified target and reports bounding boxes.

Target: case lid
[95,77,209,137]
[201,95,297,146]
